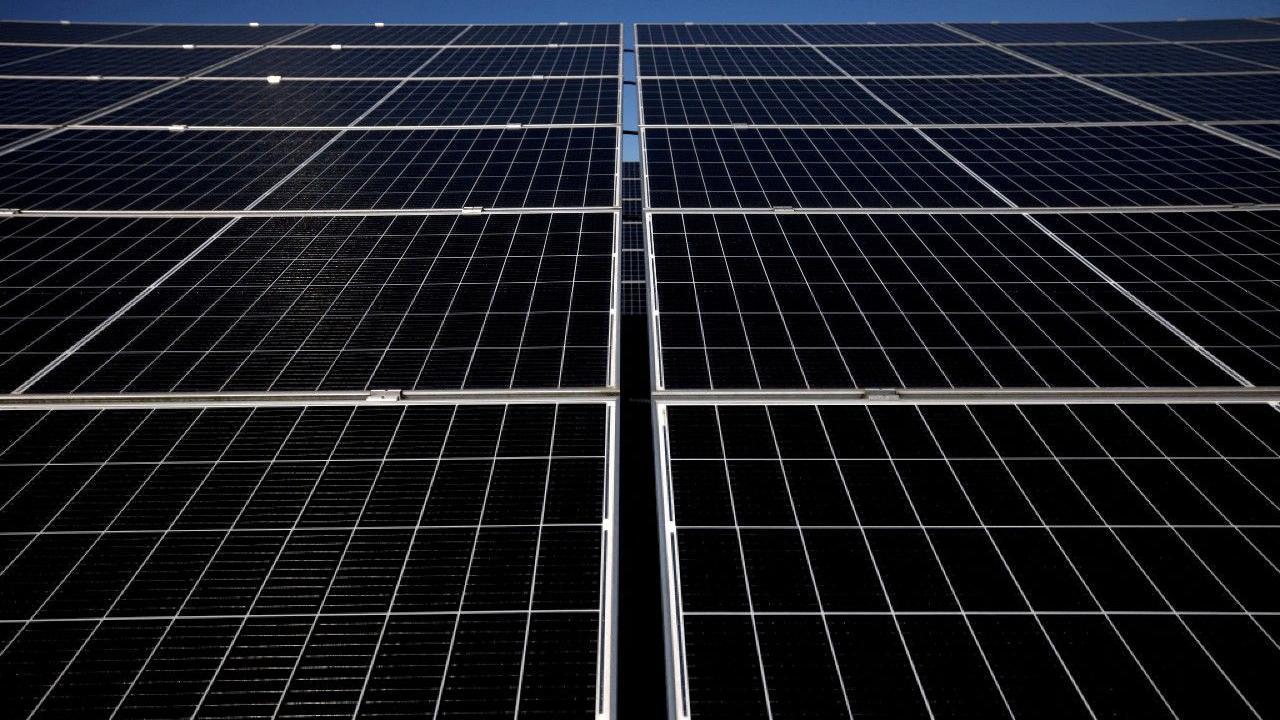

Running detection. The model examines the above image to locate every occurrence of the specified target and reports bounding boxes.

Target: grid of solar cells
[0,21,149,44]
[924,124,1280,208]
[660,401,1280,720]
[1218,123,1280,151]
[1097,74,1280,122]
[0,79,161,125]
[649,212,1236,390]
[367,78,619,126]
[949,22,1147,44]
[254,127,615,211]
[790,24,970,45]
[0,128,38,147]
[1037,211,1280,385]
[622,161,645,315]
[106,24,306,46]
[635,25,803,46]
[0,216,228,393]
[456,24,619,46]
[0,129,334,212]
[414,46,618,78]
[0,45,60,68]
[644,128,1002,209]
[283,24,463,47]
[30,213,614,394]
[1186,41,1280,69]
[1105,19,1280,41]
[1011,43,1266,75]
[207,48,444,79]
[0,47,243,78]
[638,47,839,78]
[862,77,1164,124]
[85,79,394,127]
[0,400,612,719]
[822,45,1047,77]
[640,79,900,126]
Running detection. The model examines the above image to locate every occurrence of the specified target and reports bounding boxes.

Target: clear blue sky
[3,0,1275,24]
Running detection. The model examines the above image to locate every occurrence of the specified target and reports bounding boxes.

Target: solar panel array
[638,18,1280,720]
[0,19,621,719]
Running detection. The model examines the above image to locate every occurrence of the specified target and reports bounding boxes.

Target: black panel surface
[0,21,148,44]
[111,24,305,45]
[0,78,160,125]
[864,77,1162,124]
[208,48,443,78]
[640,79,900,125]
[635,24,803,45]
[1185,41,1280,68]
[89,79,394,127]
[1106,19,1280,41]
[1220,123,1280,151]
[790,23,969,44]
[284,24,465,46]
[1013,43,1263,75]
[950,22,1146,43]
[457,24,619,45]
[368,78,619,125]
[415,46,617,77]
[1098,74,1280,122]
[823,45,1047,76]
[638,46,839,77]
[0,46,241,78]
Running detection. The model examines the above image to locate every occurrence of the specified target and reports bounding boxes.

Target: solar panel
[949,22,1147,44]
[790,23,969,45]
[635,24,804,46]
[85,79,396,127]
[621,161,646,315]
[364,78,618,126]
[659,400,1280,719]
[1105,19,1280,41]
[0,129,335,212]
[1219,123,1280,151]
[413,46,618,78]
[29,213,614,394]
[649,212,1237,390]
[0,399,614,718]
[640,78,900,125]
[0,46,244,78]
[638,46,840,78]
[283,24,465,47]
[0,45,69,68]
[644,128,1002,209]
[862,77,1163,124]
[924,124,1280,208]
[1097,74,1280,122]
[208,48,445,79]
[0,21,149,44]
[0,128,39,147]
[822,45,1047,77]
[0,78,161,125]
[1012,43,1265,75]
[1185,41,1280,69]
[455,23,619,46]
[105,24,306,46]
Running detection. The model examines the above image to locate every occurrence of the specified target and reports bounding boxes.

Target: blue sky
[3,0,1276,24]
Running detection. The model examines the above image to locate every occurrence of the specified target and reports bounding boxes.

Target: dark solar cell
[640,78,900,125]
[949,22,1147,43]
[257,127,616,211]
[208,48,441,78]
[0,401,610,718]
[1105,19,1280,41]
[662,401,1280,719]
[415,46,617,77]
[0,79,159,124]
[790,23,969,44]
[108,24,305,46]
[0,128,39,147]
[0,216,227,392]
[1037,210,1280,384]
[32,213,613,393]
[0,129,334,212]
[457,23,619,45]
[644,128,1002,209]
[368,78,618,125]
[925,124,1280,208]
[1220,123,1280,151]
[1186,41,1280,68]
[1098,74,1280,121]
[863,77,1162,124]
[87,79,394,127]
[650,212,1235,390]
[1014,43,1264,75]
[635,24,803,45]
[0,45,64,68]
[0,21,149,44]
[284,24,465,46]
[823,45,1047,76]
[0,46,242,78]
[638,46,838,77]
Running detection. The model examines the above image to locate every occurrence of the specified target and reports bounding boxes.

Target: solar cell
[283,24,465,47]
[208,48,443,79]
[0,216,228,392]
[367,78,619,125]
[649,212,1236,390]
[0,128,39,147]
[0,128,334,212]
[638,46,839,78]
[0,21,149,44]
[822,45,1047,76]
[660,401,1280,720]
[790,23,969,45]
[0,78,161,125]
[640,79,900,125]
[414,46,618,77]
[0,46,243,78]
[0,400,613,718]
[30,213,614,393]
[105,24,306,46]
[1219,123,1280,151]
[924,124,1280,208]
[948,22,1147,44]
[86,79,395,127]
[1097,74,1280,121]
[0,45,67,68]
[1037,210,1280,384]
[643,128,1002,209]
[1185,41,1280,69]
[862,77,1163,124]
[1013,43,1265,75]
[635,24,803,45]
[456,23,619,46]
[1104,19,1280,41]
